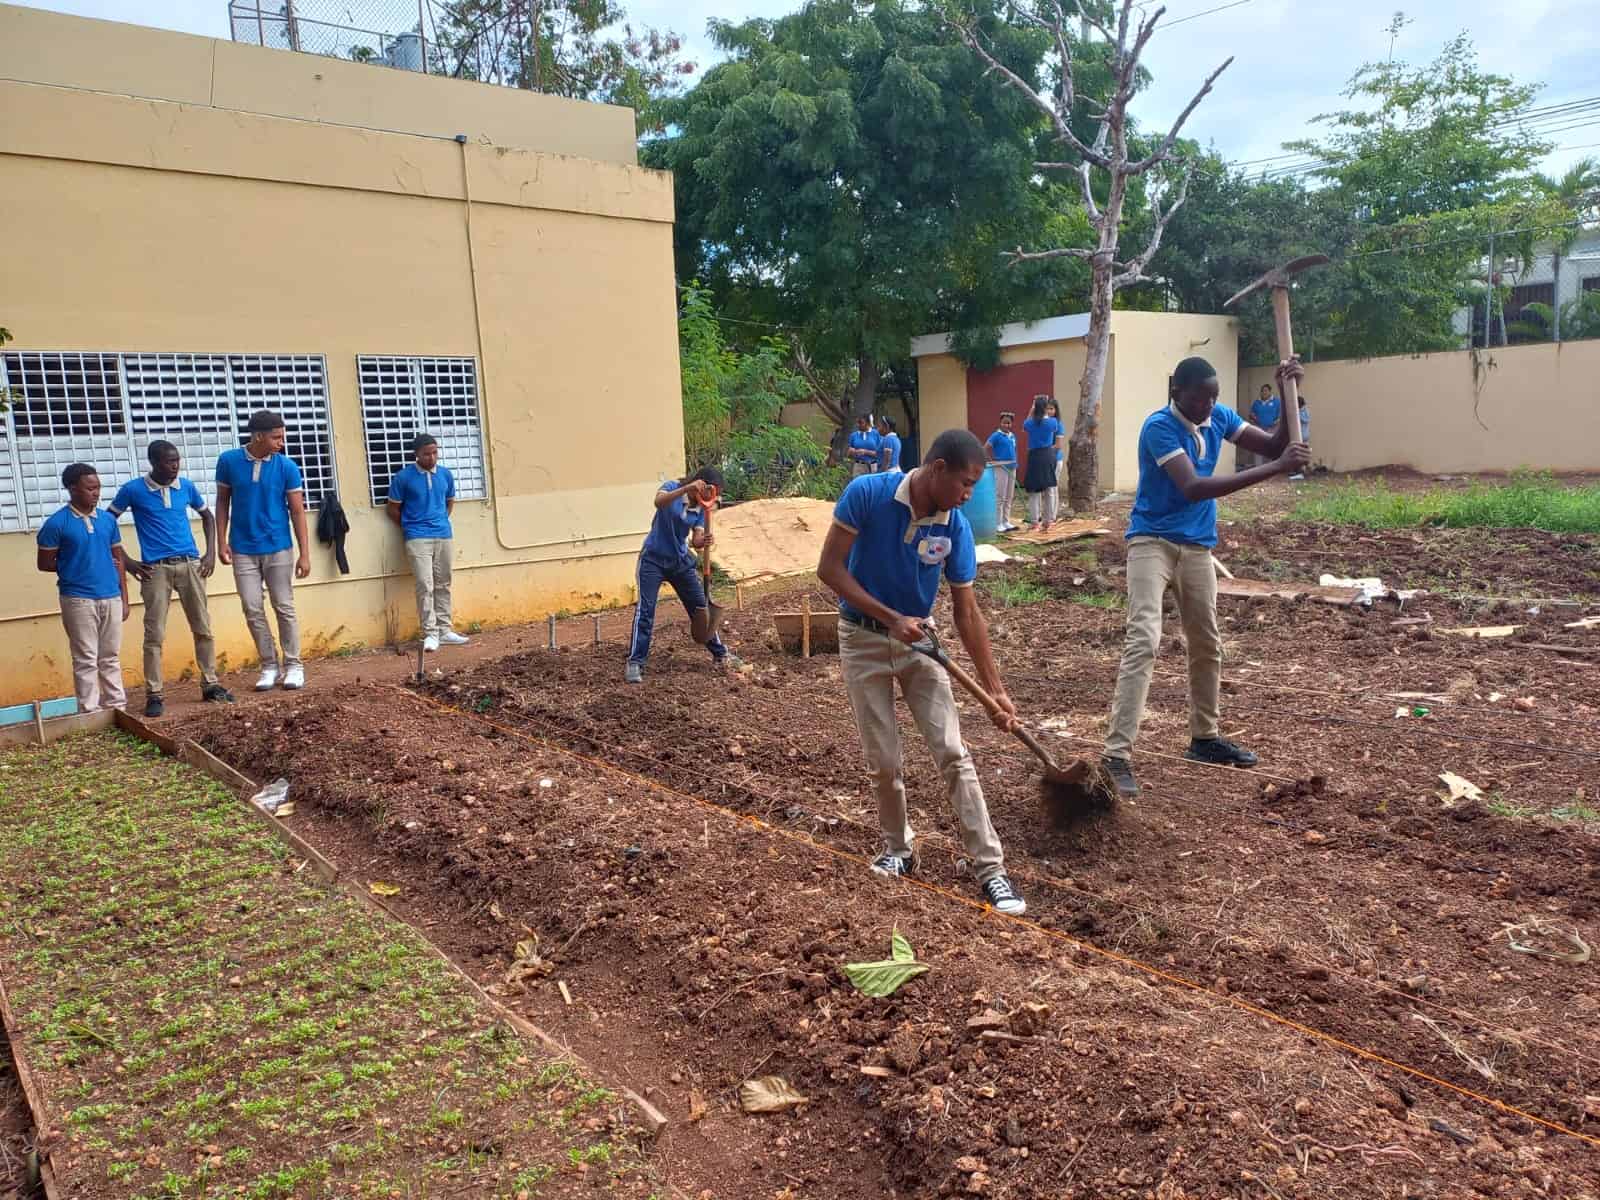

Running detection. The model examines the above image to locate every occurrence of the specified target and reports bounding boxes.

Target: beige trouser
[1027,485,1059,525]
[1104,537,1222,760]
[232,549,301,670]
[994,467,1016,528]
[839,619,1005,882]
[405,537,454,639]
[851,462,873,478]
[60,596,125,712]
[141,558,218,694]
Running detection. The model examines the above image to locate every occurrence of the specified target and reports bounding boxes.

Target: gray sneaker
[717,652,744,670]
[624,662,643,684]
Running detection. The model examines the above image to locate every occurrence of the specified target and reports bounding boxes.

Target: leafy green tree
[646,0,1080,457]
[429,1,694,132]
[677,282,830,499]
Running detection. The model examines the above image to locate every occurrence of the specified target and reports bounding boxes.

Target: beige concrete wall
[0,67,680,705]
[1107,311,1240,491]
[1236,340,1600,474]
[0,1,639,165]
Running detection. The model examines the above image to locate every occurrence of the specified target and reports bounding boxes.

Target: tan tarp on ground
[712,498,837,582]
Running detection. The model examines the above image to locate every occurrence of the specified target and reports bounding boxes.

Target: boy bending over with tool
[1100,356,1310,797]
[625,467,741,683]
[818,429,1027,916]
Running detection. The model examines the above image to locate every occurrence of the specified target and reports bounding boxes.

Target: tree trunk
[1069,260,1114,511]
[826,354,879,464]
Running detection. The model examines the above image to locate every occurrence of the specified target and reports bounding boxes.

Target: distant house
[1460,229,1600,345]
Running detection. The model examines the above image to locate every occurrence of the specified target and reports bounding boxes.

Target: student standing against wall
[109,441,234,718]
[985,411,1018,533]
[215,410,311,692]
[1021,395,1063,531]
[847,415,881,478]
[387,434,470,653]
[876,416,902,473]
[35,463,130,712]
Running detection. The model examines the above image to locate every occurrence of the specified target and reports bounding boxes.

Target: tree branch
[949,14,1111,170]
[1112,160,1194,288]
[1127,54,1235,174]
[1005,246,1096,265]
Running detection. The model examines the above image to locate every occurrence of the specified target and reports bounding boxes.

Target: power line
[1161,0,1255,28]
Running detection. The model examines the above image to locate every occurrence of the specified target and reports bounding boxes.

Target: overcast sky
[13,0,1599,177]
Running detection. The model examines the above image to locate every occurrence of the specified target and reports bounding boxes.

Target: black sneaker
[1102,755,1140,797]
[869,851,915,879]
[143,693,164,719]
[1185,737,1259,768]
[201,683,236,704]
[980,874,1026,916]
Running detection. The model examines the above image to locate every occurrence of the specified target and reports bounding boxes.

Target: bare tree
[953,1,1231,511]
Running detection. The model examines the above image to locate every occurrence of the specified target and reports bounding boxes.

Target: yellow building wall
[1237,340,1600,475]
[0,56,681,704]
[0,2,639,165]
[1106,311,1240,491]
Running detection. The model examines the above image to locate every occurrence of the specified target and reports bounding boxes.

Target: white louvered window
[1,352,138,527]
[228,355,337,505]
[357,356,486,506]
[0,352,337,530]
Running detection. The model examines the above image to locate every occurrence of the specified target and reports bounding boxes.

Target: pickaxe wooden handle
[1225,253,1329,446]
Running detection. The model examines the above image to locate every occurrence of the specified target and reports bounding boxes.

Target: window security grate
[357,356,486,506]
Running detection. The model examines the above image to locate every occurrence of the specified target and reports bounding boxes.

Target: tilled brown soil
[178,516,1600,1197]
[0,1025,40,1200]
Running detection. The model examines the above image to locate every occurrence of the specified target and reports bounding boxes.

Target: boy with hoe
[819,429,1027,916]
[1101,356,1310,797]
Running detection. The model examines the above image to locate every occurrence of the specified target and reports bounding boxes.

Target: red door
[965,360,1054,453]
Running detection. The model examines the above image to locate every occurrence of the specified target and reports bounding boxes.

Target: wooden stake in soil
[802,594,812,658]
[32,701,44,746]
[593,614,601,645]
[735,581,745,611]
[548,613,558,650]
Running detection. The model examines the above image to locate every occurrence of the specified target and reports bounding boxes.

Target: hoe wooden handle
[938,652,1059,770]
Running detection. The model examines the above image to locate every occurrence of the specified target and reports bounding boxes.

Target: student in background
[1240,383,1281,470]
[215,409,311,692]
[110,441,233,718]
[625,467,741,683]
[847,415,881,478]
[387,433,470,653]
[36,463,130,713]
[1045,398,1065,489]
[1292,395,1310,478]
[1020,395,1063,531]
[985,411,1018,533]
[876,416,902,473]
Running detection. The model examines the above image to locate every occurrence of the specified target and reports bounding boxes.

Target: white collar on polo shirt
[1167,401,1211,456]
[144,474,176,508]
[67,503,98,532]
[893,469,952,542]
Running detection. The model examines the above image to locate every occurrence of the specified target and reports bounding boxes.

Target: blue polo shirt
[387,463,455,540]
[879,432,902,472]
[985,429,1017,467]
[641,481,705,568]
[833,471,976,622]
[1127,403,1246,548]
[109,476,205,561]
[37,506,122,599]
[1250,394,1282,429]
[215,448,303,556]
[1022,415,1062,459]
[848,429,881,466]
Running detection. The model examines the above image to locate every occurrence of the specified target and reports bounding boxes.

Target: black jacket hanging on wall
[316,493,351,574]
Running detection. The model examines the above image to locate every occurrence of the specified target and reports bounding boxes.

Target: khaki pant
[141,558,218,694]
[1027,486,1059,526]
[851,462,873,478]
[839,620,1005,882]
[233,549,301,670]
[994,467,1016,528]
[1104,537,1222,759]
[60,596,125,712]
[405,537,454,638]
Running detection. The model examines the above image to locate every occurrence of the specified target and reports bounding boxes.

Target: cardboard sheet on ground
[1215,577,1368,607]
[1000,519,1113,546]
[712,498,836,581]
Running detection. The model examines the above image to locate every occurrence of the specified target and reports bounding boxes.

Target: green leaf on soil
[845,929,929,997]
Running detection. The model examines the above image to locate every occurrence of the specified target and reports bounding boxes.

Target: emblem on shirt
[916,535,952,565]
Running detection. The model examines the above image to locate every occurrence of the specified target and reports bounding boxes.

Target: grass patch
[1069,591,1125,609]
[982,570,1052,608]
[1291,473,1600,533]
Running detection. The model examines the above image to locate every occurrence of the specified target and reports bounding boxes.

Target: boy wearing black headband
[1101,356,1309,797]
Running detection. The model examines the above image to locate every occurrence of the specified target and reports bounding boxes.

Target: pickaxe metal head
[1223,253,1330,309]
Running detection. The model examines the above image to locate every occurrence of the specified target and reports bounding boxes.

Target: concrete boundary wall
[1238,340,1600,475]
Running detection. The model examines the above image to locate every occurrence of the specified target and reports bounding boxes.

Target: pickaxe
[1224,253,1328,443]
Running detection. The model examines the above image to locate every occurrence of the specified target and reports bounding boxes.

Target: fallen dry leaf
[739,1075,809,1114]
[688,1089,707,1122]
[368,881,401,897]
[1437,772,1484,807]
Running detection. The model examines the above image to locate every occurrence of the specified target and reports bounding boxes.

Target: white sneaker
[439,630,470,646]
[282,664,305,690]
[255,665,279,691]
[423,635,440,653]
